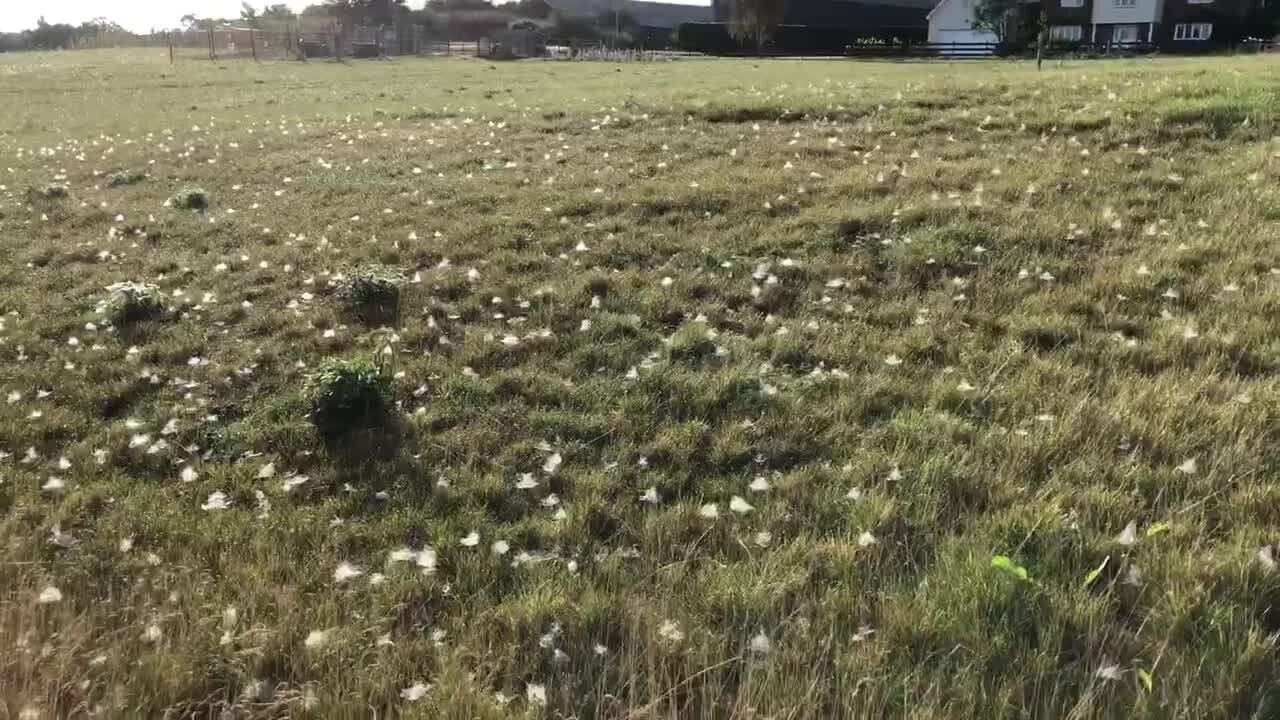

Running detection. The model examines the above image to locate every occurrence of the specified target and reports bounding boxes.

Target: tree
[511,0,551,18]
[180,14,225,31]
[30,16,77,49]
[324,0,408,25]
[0,31,24,51]
[74,18,127,47]
[426,0,495,11]
[240,2,261,27]
[972,0,1026,45]
[85,17,126,33]
[262,4,297,21]
[725,0,786,54]
[1034,8,1047,68]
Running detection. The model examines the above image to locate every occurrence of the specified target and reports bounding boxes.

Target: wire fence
[71,26,1278,63]
[168,28,294,61]
[149,25,489,63]
[473,31,699,60]
[151,27,700,63]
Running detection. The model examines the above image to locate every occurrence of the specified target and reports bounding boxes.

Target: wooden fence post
[168,32,174,64]
[250,28,257,60]
[208,28,215,60]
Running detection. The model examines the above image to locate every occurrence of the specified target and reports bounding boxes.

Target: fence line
[157,26,691,62]
[843,38,1276,59]
[56,28,1277,63]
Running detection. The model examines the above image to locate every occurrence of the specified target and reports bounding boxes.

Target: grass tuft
[169,187,209,211]
[305,356,395,438]
[5,49,1280,720]
[335,264,405,322]
[99,281,167,325]
[39,183,68,200]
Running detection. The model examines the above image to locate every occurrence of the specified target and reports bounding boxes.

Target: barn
[711,0,934,33]
[544,0,713,47]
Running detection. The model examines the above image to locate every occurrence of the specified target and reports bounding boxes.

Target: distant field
[3,48,1280,718]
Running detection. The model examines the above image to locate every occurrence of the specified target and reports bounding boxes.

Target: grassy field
[3,48,1280,718]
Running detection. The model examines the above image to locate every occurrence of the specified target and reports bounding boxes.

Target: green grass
[3,48,1280,718]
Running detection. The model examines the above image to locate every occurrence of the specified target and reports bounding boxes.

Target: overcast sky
[1,1,303,33]
[1,0,709,34]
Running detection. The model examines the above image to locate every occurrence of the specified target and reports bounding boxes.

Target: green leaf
[1145,522,1171,538]
[991,555,1030,582]
[1136,668,1153,692]
[1084,556,1111,588]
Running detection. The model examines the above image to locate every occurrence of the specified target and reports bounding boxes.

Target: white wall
[928,0,998,41]
[1091,0,1163,25]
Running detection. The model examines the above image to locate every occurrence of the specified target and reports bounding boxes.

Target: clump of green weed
[336,264,405,322]
[669,323,720,365]
[100,281,167,324]
[108,170,145,187]
[305,357,394,437]
[170,187,209,211]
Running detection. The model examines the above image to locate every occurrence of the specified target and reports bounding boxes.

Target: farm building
[1044,0,1267,49]
[925,0,1273,52]
[710,0,934,31]
[544,0,713,45]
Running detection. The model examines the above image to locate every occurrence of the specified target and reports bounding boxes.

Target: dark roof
[783,0,931,27]
[545,0,712,27]
[866,0,938,8]
[710,0,933,24]
[628,0,713,26]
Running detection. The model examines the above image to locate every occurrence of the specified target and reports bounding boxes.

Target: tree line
[0,17,137,52]
[0,0,665,51]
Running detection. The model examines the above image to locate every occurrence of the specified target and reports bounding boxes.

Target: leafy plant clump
[669,323,721,364]
[335,264,405,320]
[305,357,394,436]
[170,187,210,211]
[100,281,167,324]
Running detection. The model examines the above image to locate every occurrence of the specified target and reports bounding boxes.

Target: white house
[926,0,1000,46]
[1089,0,1165,43]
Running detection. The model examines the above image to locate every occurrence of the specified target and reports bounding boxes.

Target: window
[1050,25,1084,41]
[1173,22,1213,39]
[1186,0,1213,4]
[1112,24,1140,41]
[1113,0,1135,6]
[1060,0,1084,6]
